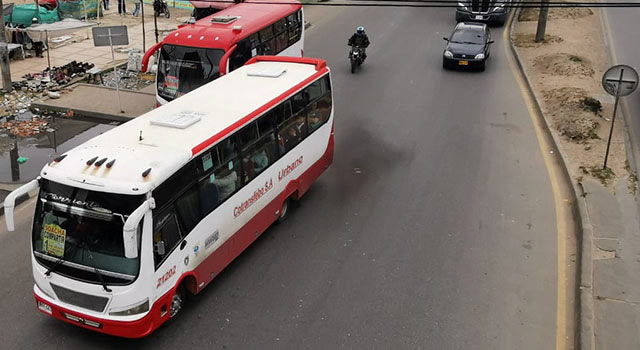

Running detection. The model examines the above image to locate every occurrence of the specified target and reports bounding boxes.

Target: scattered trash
[97,69,155,91]
[17,156,28,164]
[0,118,49,137]
[48,91,61,99]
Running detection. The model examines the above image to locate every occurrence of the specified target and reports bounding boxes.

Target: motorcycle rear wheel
[165,8,170,18]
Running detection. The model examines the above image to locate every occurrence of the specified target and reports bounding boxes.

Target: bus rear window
[157,45,225,102]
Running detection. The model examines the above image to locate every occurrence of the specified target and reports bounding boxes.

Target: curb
[506,6,586,349]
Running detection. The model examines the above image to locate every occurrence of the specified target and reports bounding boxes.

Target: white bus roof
[43,57,329,195]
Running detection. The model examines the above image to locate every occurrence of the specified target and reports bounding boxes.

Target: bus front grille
[50,284,109,313]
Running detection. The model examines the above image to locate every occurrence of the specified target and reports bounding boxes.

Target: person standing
[118,0,127,15]
[103,0,109,10]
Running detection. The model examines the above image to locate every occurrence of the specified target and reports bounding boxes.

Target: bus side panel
[190,126,334,293]
[192,192,281,292]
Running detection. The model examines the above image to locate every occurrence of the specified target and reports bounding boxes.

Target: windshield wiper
[44,239,81,277]
[81,241,112,293]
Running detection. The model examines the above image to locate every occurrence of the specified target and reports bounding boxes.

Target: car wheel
[442,59,449,70]
[455,11,465,22]
[479,60,486,72]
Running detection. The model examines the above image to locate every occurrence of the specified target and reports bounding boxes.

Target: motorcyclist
[348,26,370,61]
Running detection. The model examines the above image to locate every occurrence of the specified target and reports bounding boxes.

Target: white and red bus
[142,0,305,105]
[4,56,333,338]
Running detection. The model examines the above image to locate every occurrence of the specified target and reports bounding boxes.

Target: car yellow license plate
[459,60,469,66]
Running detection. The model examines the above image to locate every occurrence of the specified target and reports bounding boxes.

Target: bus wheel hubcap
[170,293,183,317]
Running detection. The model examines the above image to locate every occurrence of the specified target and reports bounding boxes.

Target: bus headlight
[109,298,149,316]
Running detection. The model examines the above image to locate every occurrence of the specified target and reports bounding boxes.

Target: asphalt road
[603,8,640,173]
[0,6,559,349]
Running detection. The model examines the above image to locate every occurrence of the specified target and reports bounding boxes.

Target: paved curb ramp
[31,83,157,122]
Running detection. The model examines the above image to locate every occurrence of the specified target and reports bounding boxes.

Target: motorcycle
[153,0,170,18]
[349,46,365,74]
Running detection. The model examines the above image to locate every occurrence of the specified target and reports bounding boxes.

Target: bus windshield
[32,180,145,284]
[157,44,225,102]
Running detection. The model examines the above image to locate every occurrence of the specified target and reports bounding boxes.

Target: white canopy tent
[16,19,97,78]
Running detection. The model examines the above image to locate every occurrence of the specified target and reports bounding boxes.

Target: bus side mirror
[4,179,39,231]
[154,241,166,256]
[123,198,156,259]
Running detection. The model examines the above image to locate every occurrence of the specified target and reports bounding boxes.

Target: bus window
[287,11,302,45]
[154,163,197,209]
[220,138,238,163]
[308,94,331,132]
[243,134,278,182]
[238,122,259,150]
[229,38,253,72]
[305,80,323,103]
[156,45,225,102]
[279,112,306,155]
[248,32,260,53]
[274,19,288,53]
[198,174,219,216]
[290,91,308,115]
[153,211,182,268]
[257,110,276,137]
[259,26,275,55]
[175,185,201,233]
[214,158,240,201]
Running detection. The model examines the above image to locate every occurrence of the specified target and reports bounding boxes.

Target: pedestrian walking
[103,0,109,10]
[132,0,141,17]
[118,0,126,15]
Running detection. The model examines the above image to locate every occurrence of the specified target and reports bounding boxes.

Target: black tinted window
[153,211,182,268]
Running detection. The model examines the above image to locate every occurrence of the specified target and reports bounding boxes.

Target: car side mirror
[443,37,449,41]
[488,40,494,44]
[154,241,166,256]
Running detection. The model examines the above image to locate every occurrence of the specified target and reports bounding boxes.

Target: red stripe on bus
[245,55,326,71]
[191,66,329,156]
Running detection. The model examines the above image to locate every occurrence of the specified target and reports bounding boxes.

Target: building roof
[162,0,302,51]
[42,57,328,195]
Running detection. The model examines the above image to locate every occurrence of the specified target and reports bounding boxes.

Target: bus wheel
[170,285,186,318]
[277,197,291,223]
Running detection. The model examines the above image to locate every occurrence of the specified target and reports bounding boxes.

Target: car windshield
[157,44,225,102]
[32,180,145,284]
[450,29,485,45]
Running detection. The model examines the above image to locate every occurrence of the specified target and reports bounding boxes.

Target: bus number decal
[157,265,176,288]
[234,179,274,218]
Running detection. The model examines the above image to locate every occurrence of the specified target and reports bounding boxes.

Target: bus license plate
[459,60,469,66]
[475,15,483,20]
[38,301,52,315]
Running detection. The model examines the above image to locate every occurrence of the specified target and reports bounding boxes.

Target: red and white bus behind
[142,0,305,106]
[4,56,333,338]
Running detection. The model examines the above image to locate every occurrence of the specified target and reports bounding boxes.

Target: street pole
[141,0,146,52]
[153,8,158,43]
[603,69,624,170]
[0,0,13,92]
[107,27,124,113]
[535,0,549,43]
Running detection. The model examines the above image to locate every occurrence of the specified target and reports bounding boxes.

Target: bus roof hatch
[150,111,203,129]
[246,67,287,78]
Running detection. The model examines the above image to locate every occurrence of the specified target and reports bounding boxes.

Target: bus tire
[277,197,291,223]
[169,284,186,319]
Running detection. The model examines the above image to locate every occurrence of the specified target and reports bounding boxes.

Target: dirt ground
[513,5,637,193]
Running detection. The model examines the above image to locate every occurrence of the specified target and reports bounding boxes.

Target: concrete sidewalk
[32,83,156,121]
[579,178,640,349]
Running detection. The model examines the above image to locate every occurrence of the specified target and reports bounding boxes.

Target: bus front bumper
[33,286,162,338]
